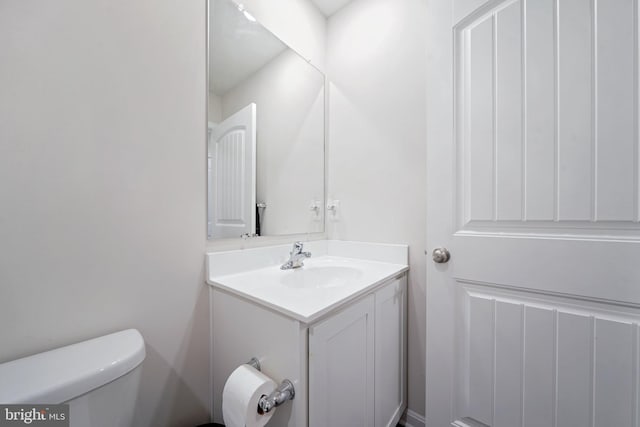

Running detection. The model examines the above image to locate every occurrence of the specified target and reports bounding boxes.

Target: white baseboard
[400,409,426,427]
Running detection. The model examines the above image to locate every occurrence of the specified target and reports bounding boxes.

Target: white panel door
[426,0,640,426]
[309,295,375,427]
[208,103,256,239]
[374,277,407,427]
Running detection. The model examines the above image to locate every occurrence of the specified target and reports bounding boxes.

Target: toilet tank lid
[0,329,145,404]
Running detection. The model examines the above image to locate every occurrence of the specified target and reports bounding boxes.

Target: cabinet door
[309,294,375,427]
[375,277,407,427]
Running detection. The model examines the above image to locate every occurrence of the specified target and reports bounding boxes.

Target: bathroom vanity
[207,240,408,427]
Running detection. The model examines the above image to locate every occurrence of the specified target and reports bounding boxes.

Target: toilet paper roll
[222,364,277,427]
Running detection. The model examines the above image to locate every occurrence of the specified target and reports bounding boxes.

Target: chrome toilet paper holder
[246,358,295,414]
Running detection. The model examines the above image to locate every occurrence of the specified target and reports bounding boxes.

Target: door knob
[432,247,450,263]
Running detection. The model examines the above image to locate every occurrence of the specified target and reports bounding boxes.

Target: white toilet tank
[0,329,145,427]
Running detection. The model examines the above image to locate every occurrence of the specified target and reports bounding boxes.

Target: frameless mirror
[207,0,325,239]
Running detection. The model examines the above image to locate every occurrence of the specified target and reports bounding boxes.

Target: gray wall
[0,1,210,425]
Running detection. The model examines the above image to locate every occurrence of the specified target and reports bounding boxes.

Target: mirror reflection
[207,0,325,239]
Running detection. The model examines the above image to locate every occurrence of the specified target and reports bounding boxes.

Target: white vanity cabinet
[211,274,407,427]
[309,277,406,427]
[207,240,408,427]
[309,294,376,427]
[374,277,407,427]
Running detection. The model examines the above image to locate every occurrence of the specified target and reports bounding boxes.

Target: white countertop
[206,241,409,323]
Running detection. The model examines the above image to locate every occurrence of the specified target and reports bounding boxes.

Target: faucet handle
[292,241,304,254]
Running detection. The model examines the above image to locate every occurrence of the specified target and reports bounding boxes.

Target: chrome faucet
[281,241,311,270]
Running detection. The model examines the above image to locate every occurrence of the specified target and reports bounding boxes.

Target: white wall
[326,0,428,417]
[221,50,325,235]
[0,1,209,426]
[208,92,222,123]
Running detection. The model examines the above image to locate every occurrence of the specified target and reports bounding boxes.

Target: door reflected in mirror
[207,0,325,240]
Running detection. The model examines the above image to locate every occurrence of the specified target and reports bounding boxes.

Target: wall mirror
[207,0,325,239]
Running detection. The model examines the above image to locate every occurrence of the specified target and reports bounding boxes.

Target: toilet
[0,329,145,427]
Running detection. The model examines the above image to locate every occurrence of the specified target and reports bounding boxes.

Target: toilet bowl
[0,329,145,427]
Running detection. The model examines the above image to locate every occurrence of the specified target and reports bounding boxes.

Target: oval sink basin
[280,266,363,289]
